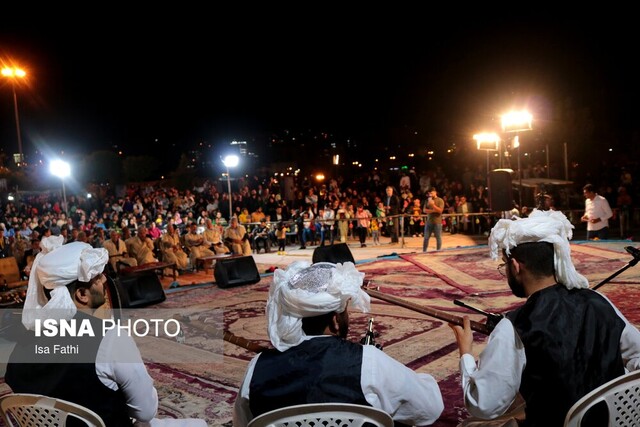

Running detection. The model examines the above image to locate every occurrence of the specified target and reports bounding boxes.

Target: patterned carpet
[2,241,639,426]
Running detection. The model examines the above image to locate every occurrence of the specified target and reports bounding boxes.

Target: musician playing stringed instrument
[5,236,206,426]
[233,261,444,427]
[448,209,640,427]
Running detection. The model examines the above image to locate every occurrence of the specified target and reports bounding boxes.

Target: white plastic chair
[0,393,106,427]
[564,370,640,426]
[247,403,394,427]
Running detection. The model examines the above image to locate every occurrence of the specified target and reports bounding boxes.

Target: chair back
[0,393,106,427]
[564,370,640,427]
[247,403,394,427]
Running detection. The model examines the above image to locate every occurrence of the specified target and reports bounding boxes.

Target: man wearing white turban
[449,209,640,426]
[5,236,205,427]
[233,261,444,427]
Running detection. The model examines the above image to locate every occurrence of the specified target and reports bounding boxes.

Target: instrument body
[363,287,494,335]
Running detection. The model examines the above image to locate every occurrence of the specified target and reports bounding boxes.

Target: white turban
[22,238,110,330]
[266,261,370,351]
[489,209,589,290]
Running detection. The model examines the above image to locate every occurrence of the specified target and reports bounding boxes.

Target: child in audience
[276,222,287,255]
[370,217,380,245]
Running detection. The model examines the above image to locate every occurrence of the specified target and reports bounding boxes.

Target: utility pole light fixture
[473,133,501,185]
[501,111,532,133]
[222,155,239,220]
[1,66,27,166]
[501,111,533,210]
[50,159,71,216]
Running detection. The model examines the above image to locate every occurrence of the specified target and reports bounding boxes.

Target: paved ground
[251,227,637,272]
[252,233,488,270]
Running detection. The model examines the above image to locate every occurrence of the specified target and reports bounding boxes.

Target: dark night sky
[1,14,639,169]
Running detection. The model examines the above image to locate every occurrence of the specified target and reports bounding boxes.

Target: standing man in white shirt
[581,183,613,240]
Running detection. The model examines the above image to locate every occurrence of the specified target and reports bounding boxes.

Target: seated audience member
[126,226,157,265]
[23,238,41,276]
[233,261,444,427]
[251,218,271,253]
[67,228,80,243]
[148,221,162,240]
[121,226,132,242]
[77,230,89,244]
[18,221,33,240]
[91,227,105,248]
[103,230,138,272]
[203,218,230,254]
[184,222,215,268]
[5,236,206,426]
[238,208,250,225]
[0,225,12,258]
[449,209,640,426]
[223,217,252,256]
[160,224,189,270]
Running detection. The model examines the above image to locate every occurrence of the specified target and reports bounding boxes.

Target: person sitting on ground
[233,261,444,427]
[161,223,189,271]
[448,209,640,426]
[103,230,138,272]
[5,236,206,426]
[184,222,215,269]
[223,217,251,256]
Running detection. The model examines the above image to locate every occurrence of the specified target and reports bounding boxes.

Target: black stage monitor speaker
[115,273,166,308]
[489,169,513,212]
[214,256,261,289]
[312,243,355,264]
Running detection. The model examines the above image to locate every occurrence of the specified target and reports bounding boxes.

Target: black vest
[5,311,133,427]
[249,336,368,417]
[507,285,625,427]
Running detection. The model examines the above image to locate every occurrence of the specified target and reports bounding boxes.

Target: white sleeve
[459,318,526,419]
[601,198,613,221]
[361,345,444,426]
[599,292,640,371]
[95,330,159,422]
[233,354,261,427]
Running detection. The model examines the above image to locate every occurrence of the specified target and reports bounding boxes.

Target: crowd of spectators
[0,159,638,276]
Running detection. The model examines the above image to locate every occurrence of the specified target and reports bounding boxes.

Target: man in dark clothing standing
[383,186,400,243]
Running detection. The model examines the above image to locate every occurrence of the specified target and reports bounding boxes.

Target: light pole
[222,155,239,220]
[50,160,70,216]
[501,111,533,210]
[1,66,27,166]
[473,132,501,187]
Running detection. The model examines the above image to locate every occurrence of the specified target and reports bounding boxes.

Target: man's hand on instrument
[448,315,474,357]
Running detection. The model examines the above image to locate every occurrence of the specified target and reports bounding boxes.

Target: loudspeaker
[214,256,261,289]
[312,243,355,264]
[114,273,166,308]
[489,169,513,211]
